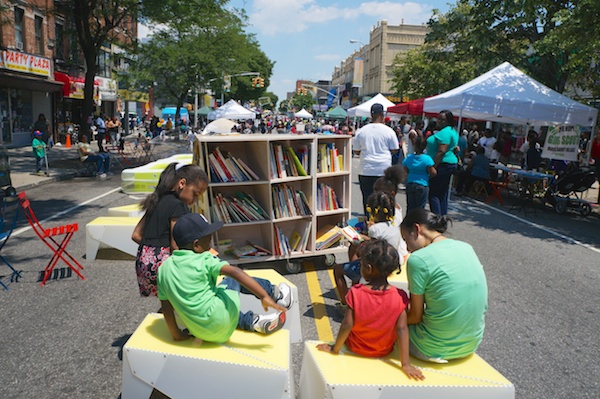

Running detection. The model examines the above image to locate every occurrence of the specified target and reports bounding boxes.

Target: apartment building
[332,20,428,108]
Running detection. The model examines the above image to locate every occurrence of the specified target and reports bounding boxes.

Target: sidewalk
[5,136,189,192]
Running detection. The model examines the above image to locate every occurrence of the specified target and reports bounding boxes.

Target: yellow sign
[119,90,149,102]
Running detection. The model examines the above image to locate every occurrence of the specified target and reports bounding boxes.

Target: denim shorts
[342,259,362,283]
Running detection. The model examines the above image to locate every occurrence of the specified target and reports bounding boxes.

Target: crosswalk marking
[304,261,334,342]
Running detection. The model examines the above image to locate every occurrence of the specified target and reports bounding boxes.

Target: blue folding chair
[0,195,22,289]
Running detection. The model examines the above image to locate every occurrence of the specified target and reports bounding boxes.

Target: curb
[14,171,79,193]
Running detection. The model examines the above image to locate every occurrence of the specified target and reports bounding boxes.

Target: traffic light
[252,77,261,88]
[258,78,264,88]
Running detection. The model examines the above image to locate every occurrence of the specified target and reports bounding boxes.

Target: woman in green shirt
[400,208,488,362]
[426,110,459,215]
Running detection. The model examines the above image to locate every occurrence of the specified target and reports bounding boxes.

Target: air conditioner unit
[16,41,23,51]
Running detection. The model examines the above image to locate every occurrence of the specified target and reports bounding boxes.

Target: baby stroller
[544,168,596,216]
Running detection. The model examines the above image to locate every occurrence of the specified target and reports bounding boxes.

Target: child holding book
[333,191,403,306]
[158,213,293,343]
[402,136,436,211]
[318,239,424,380]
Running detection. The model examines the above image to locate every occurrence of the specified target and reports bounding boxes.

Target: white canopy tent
[207,100,256,120]
[423,62,598,127]
[347,93,396,118]
[294,108,313,119]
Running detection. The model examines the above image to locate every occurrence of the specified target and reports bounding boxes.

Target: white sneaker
[253,312,286,334]
[97,173,107,179]
[275,283,293,309]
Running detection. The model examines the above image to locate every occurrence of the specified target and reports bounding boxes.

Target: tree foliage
[291,93,314,112]
[131,0,273,120]
[71,0,138,136]
[391,0,599,100]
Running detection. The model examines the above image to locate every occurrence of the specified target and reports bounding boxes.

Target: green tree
[291,93,314,113]
[133,0,273,119]
[391,0,597,99]
[71,0,139,137]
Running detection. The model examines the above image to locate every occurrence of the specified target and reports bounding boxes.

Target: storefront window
[0,88,10,143]
[8,89,33,139]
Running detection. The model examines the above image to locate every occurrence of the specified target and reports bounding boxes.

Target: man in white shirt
[477,128,497,161]
[353,103,399,215]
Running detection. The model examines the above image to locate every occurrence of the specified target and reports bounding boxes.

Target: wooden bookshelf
[195,134,352,267]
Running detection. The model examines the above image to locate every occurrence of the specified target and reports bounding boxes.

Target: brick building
[0,1,136,147]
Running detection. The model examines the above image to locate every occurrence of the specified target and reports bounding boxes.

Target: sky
[138,0,453,103]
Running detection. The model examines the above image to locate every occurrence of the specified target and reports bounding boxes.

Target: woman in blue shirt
[426,110,459,215]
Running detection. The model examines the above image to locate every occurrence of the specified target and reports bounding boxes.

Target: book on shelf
[317,143,343,173]
[272,184,312,219]
[226,244,269,258]
[315,224,342,250]
[208,147,260,183]
[211,191,268,223]
[247,240,272,256]
[317,183,342,211]
[286,147,307,176]
[289,231,302,251]
[273,225,291,256]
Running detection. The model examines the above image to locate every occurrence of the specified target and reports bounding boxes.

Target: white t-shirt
[369,221,405,260]
[354,123,399,176]
[477,136,497,159]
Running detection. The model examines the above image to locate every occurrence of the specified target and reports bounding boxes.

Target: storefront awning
[54,72,100,101]
[0,70,63,92]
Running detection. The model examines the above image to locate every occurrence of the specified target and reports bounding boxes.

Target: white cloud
[314,54,340,61]
[249,1,433,36]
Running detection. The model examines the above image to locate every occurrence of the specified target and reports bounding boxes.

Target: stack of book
[272,184,312,219]
[340,226,364,244]
[210,191,269,223]
[270,144,310,178]
[226,242,272,258]
[317,143,343,173]
[315,224,342,250]
[317,183,342,211]
[208,147,260,183]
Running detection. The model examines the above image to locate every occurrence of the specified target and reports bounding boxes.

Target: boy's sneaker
[97,173,107,179]
[253,312,286,334]
[275,283,293,309]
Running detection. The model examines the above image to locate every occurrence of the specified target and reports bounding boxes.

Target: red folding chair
[17,192,85,286]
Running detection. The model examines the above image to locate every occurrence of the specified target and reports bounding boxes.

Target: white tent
[202,118,237,134]
[347,93,396,118]
[207,100,256,120]
[294,108,313,119]
[423,62,598,127]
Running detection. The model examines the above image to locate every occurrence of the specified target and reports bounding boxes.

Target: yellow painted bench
[107,203,144,217]
[122,313,293,399]
[388,264,408,294]
[85,216,141,260]
[300,340,514,399]
[217,268,302,343]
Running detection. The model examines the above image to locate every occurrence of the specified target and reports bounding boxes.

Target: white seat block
[123,313,293,399]
[299,340,514,399]
[85,216,140,261]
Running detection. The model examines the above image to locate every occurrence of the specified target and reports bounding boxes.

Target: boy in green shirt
[158,213,292,343]
[32,130,47,176]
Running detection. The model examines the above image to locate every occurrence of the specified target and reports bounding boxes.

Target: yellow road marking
[304,261,334,342]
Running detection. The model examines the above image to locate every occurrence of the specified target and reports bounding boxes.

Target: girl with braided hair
[132,162,209,297]
[333,191,403,306]
[318,239,424,380]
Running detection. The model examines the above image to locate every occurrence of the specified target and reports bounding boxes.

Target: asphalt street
[0,156,598,398]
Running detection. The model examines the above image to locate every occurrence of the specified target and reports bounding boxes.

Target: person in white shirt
[477,128,497,160]
[353,103,399,215]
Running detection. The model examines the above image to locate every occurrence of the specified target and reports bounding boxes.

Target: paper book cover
[208,153,229,182]
[237,158,260,180]
[290,231,302,251]
[287,147,307,176]
[213,148,234,181]
[341,226,363,243]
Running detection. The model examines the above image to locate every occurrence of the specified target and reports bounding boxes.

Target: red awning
[53,72,99,99]
[387,97,437,117]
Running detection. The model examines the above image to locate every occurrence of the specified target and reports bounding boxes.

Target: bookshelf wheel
[286,261,302,274]
[323,254,336,267]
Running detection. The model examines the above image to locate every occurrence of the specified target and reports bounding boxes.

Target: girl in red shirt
[318,239,424,380]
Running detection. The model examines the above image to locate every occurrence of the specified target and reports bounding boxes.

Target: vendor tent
[295,109,313,119]
[207,100,255,120]
[423,62,598,126]
[387,97,437,117]
[324,106,348,119]
[161,107,189,121]
[347,93,396,117]
[202,118,237,134]
[197,105,212,116]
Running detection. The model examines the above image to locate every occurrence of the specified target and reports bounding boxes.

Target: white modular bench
[299,340,514,399]
[85,216,140,260]
[122,313,293,399]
